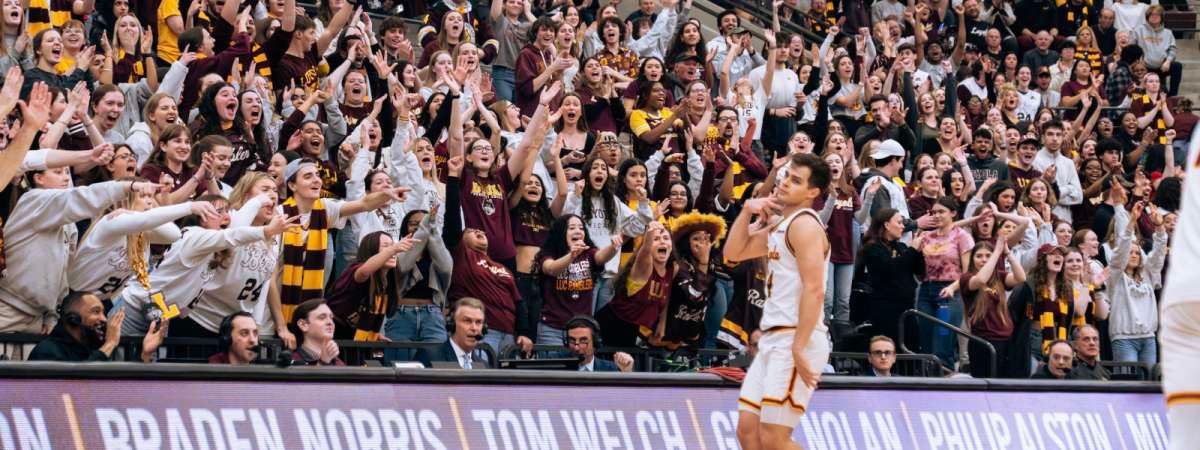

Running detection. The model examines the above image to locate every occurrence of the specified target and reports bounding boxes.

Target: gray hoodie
[1133,23,1177,67]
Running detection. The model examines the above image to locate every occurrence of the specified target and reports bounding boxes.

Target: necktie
[463,355,473,370]
[580,365,591,372]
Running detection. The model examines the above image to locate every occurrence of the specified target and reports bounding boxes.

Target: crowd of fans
[0,0,1189,378]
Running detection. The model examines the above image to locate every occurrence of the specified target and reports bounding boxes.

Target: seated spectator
[208,311,262,365]
[1069,324,1110,380]
[287,299,345,366]
[1031,339,1074,379]
[419,298,489,369]
[865,335,896,377]
[29,291,166,363]
[564,315,634,372]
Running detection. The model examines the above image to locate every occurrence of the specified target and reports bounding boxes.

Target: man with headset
[418,298,489,369]
[565,315,635,372]
[29,291,168,362]
[207,311,262,365]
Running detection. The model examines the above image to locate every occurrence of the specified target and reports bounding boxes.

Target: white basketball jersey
[1162,134,1200,308]
[759,208,830,332]
[187,239,279,332]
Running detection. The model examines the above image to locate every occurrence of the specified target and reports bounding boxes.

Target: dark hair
[541,214,598,260]
[634,79,663,110]
[356,230,402,318]
[1119,44,1143,66]
[933,195,959,213]
[420,92,447,130]
[982,180,1016,210]
[90,84,124,114]
[615,158,647,202]
[177,27,205,55]
[287,298,329,347]
[789,153,832,196]
[1154,177,1181,212]
[190,82,239,141]
[528,16,560,43]
[237,90,269,162]
[634,56,665,85]
[863,208,901,246]
[664,21,708,71]
[581,154,618,232]
[295,15,316,33]
[399,209,429,237]
[512,174,555,235]
[1097,138,1123,155]
[973,128,993,142]
[717,9,739,26]
[189,134,233,168]
[1042,119,1065,133]
[148,124,193,167]
[598,16,626,42]
[867,94,888,109]
[380,15,408,35]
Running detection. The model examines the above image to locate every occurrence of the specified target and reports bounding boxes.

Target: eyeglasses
[566,337,591,346]
[718,116,739,123]
[870,350,895,357]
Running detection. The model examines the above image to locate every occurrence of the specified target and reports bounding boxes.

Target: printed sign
[0,378,1169,449]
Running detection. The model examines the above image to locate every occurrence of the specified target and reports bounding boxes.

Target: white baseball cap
[870,139,905,159]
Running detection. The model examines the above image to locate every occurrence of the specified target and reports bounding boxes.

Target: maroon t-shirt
[460,164,517,261]
[139,162,201,199]
[815,192,860,264]
[907,194,936,223]
[449,245,519,334]
[959,272,1014,340]
[511,207,550,247]
[538,249,598,329]
[266,29,321,93]
[607,265,674,329]
[1008,163,1042,198]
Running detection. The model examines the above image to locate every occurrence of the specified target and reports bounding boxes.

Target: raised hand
[16,80,49,130]
[264,213,303,237]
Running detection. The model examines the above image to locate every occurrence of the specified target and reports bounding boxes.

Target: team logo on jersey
[239,242,277,275]
[105,246,132,272]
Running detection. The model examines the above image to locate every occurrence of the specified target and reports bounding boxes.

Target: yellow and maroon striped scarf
[280,197,328,322]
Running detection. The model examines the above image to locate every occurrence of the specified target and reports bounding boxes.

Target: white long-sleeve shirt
[0,181,128,322]
[189,197,280,333]
[113,60,190,141]
[118,225,268,333]
[1033,148,1083,222]
[69,202,191,300]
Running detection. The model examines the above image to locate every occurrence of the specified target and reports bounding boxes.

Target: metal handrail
[897,308,997,378]
[700,0,824,46]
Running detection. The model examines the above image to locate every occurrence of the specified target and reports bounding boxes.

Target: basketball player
[1162,129,1200,449]
[725,153,832,450]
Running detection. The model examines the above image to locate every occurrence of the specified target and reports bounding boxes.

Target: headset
[218,311,254,353]
[562,315,602,348]
[446,300,488,338]
[56,291,88,328]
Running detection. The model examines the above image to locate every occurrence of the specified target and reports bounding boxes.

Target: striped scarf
[281,198,328,322]
[352,285,395,341]
[1034,287,1071,355]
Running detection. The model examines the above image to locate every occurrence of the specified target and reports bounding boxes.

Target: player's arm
[724,197,779,262]
[789,216,827,382]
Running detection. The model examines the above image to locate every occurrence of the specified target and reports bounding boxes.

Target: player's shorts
[737,327,831,427]
[1162,303,1200,406]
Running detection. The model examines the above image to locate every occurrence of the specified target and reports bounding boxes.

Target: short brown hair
[869,335,895,348]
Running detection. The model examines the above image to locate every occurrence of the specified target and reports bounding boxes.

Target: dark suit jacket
[593,358,620,372]
[417,341,485,369]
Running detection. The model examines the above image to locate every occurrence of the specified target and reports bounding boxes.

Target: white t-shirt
[747,65,803,140]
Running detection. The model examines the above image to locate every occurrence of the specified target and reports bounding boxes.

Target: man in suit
[419,298,488,369]
[564,315,634,372]
[864,335,896,377]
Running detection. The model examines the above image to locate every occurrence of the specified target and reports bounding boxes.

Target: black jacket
[27,323,111,362]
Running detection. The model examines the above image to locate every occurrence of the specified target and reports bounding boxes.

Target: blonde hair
[228,171,276,210]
